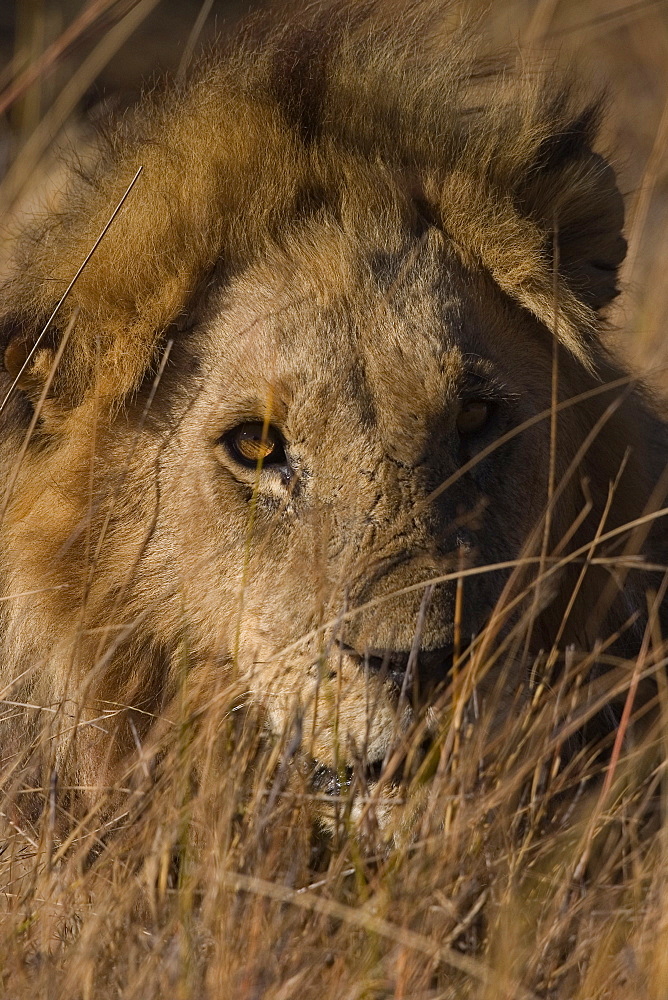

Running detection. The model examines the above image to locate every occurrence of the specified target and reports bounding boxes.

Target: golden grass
[2,2,668,998]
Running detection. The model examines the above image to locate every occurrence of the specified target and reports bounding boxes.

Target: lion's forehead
[192,234,502,442]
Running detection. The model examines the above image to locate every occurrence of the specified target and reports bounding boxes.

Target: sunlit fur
[0,0,666,819]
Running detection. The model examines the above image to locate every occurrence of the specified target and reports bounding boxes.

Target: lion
[0,0,666,828]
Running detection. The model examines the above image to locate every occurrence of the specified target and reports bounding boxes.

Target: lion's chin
[310,757,386,797]
[310,733,432,790]
[308,753,425,842]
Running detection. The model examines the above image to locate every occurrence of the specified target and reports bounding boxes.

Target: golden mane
[2,0,625,403]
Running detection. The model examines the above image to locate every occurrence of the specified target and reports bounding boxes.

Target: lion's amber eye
[225,422,287,468]
[456,399,491,436]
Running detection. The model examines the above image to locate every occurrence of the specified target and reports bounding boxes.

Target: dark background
[1,1,259,120]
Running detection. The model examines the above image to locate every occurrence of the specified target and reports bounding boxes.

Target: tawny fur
[0,0,665,821]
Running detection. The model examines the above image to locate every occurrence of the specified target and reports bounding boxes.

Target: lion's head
[1,1,666,821]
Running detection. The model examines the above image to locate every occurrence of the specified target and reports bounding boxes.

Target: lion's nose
[362,646,453,699]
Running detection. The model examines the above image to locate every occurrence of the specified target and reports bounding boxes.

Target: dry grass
[2,1,668,998]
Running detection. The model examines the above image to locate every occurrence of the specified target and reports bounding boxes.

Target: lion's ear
[547,154,626,313]
[518,101,627,315]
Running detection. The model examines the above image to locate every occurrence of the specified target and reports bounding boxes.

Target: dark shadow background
[1,0,263,159]
[1,2,258,100]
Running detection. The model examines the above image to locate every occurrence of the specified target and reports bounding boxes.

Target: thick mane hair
[2,0,625,405]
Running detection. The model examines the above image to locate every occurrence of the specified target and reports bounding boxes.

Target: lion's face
[130,224,558,779]
[2,196,643,811]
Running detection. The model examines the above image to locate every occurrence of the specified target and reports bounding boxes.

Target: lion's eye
[224,422,287,469]
[456,399,491,436]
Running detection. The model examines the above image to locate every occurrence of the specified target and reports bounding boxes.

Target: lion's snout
[339,564,459,662]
